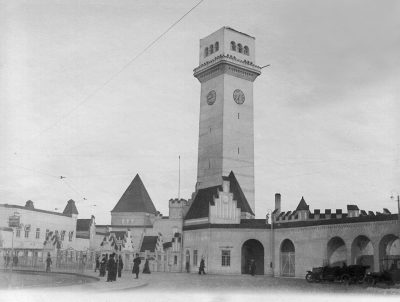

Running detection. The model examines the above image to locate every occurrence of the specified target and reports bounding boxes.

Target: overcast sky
[1,0,399,224]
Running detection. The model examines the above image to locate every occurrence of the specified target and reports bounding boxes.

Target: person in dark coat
[143,258,151,274]
[250,259,256,276]
[117,255,123,278]
[107,254,116,282]
[46,253,52,272]
[132,253,141,279]
[95,255,100,272]
[198,258,206,275]
[99,255,107,277]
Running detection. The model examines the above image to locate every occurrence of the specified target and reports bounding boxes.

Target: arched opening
[237,43,243,53]
[204,47,209,57]
[241,239,264,275]
[351,235,374,271]
[243,46,249,55]
[327,236,347,266]
[230,41,236,51]
[379,234,400,271]
[209,44,214,54]
[280,239,295,277]
[215,42,219,52]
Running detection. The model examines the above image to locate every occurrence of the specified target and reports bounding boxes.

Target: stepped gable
[296,197,309,211]
[140,236,158,252]
[63,199,79,215]
[111,174,157,214]
[185,171,254,220]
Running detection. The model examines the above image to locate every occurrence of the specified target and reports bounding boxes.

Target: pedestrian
[46,253,52,272]
[5,253,10,268]
[198,258,206,275]
[117,255,123,278]
[13,254,18,267]
[250,259,256,276]
[99,255,107,277]
[132,253,141,279]
[95,255,100,272]
[107,253,116,282]
[186,261,190,273]
[143,257,151,274]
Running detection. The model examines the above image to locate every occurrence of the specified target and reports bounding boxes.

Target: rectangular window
[68,231,73,241]
[221,250,230,267]
[24,230,29,238]
[193,250,198,266]
[61,231,65,241]
[16,229,21,237]
[36,228,40,239]
[45,229,50,239]
[174,255,177,265]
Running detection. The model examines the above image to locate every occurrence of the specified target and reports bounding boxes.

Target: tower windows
[215,42,219,52]
[209,44,214,54]
[204,47,209,57]
[230,41,236,51]
[237,113,240,119]
[230,41,250,56]
[244,46,249,55]
[238,43,243,53]
[204,42,219,57]
[238,147,240,155]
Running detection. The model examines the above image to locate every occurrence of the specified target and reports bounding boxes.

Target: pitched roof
[140,236,158,252]
[185,171,254,220]
[296,197,309,211]
[111,174,157,214]
[76,219,91,231]
[63,199,79,215]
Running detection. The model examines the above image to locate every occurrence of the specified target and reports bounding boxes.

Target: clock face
[206,90,216,105]
[233,89,245,105]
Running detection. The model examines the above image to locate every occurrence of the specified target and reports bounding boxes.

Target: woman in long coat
[107,253,116,282]
[117,255,123,278]
[132,253,141,279]
[99,255,107,277]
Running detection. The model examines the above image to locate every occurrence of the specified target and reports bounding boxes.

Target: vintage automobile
[364,257,400,286]
[305,265,370,284]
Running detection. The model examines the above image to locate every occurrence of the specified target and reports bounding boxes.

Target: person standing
[250,259,256,276]
[143,257,151,274]
[132,253,141,279]
[198,258,206,275]
[107,254,116,282]
[117,255,123,278]
[99,255,107,277]
[95,255,100,272]
[46,253,52,272]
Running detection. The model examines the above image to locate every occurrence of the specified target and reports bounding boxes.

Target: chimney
[275,193,281,213]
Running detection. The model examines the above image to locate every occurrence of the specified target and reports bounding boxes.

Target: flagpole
[178,155,181,199]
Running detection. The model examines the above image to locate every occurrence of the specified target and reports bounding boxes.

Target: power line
[25,0,205,144]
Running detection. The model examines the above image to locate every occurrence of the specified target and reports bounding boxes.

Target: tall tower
[193,27,261,213]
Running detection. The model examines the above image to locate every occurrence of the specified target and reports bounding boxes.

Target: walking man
[117,255,123,278]
[132,253,141,279]
[107,253,116,282]
[198,257,206,275]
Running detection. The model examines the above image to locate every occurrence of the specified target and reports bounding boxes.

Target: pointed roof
[296,197,309,211]
[185,171,254,220]
[111,174,157,214]
[63,199,79,215]
[140,236,158,252]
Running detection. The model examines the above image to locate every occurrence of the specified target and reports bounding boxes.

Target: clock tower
[193,27,261,213]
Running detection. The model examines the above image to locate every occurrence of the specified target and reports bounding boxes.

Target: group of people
[95,253,151,281]
[3,253,18,268]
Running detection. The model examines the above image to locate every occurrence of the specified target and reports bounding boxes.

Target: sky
[0,0,399,224]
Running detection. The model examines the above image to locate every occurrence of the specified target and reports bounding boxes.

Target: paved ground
[1,270,399,302]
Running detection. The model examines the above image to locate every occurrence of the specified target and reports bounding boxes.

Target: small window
[61,231,65,241]
[238,113,240,119]
[36,228,40,239]
[209,44,214,54]
[16,229,21,237]
[238,147,240,155]
[215,42,219,52]
[24,230,29,238]
[238,43,243,53]
[204,47,209,57]
[174,255,178,265]
[244,46,249,55]
[45,229,49,238]
[68,231,73,242]
[230,41,236,51]
[221,250,230,266]
[193,250,198,266]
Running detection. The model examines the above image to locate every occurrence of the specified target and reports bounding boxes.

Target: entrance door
[280,239,295,277]
[241,239,264,275]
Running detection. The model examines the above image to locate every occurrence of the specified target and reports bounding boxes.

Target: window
[209,44,213,54]
[36,228,40,239]
[45,229,49,239]
[61,231,65,241]
[193,250,198,266]
[25,230,29,238]
[204,47,209,57]
[238,43,243,53]
[244,46,249,55]
[221,250,230,266]
[238,113,240,119]
[238,147,240,155]
[215,42,219,52]
[68,231,73,242]
[16,229,21,237]
[230,41,236,51]
[174,255,178,265]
